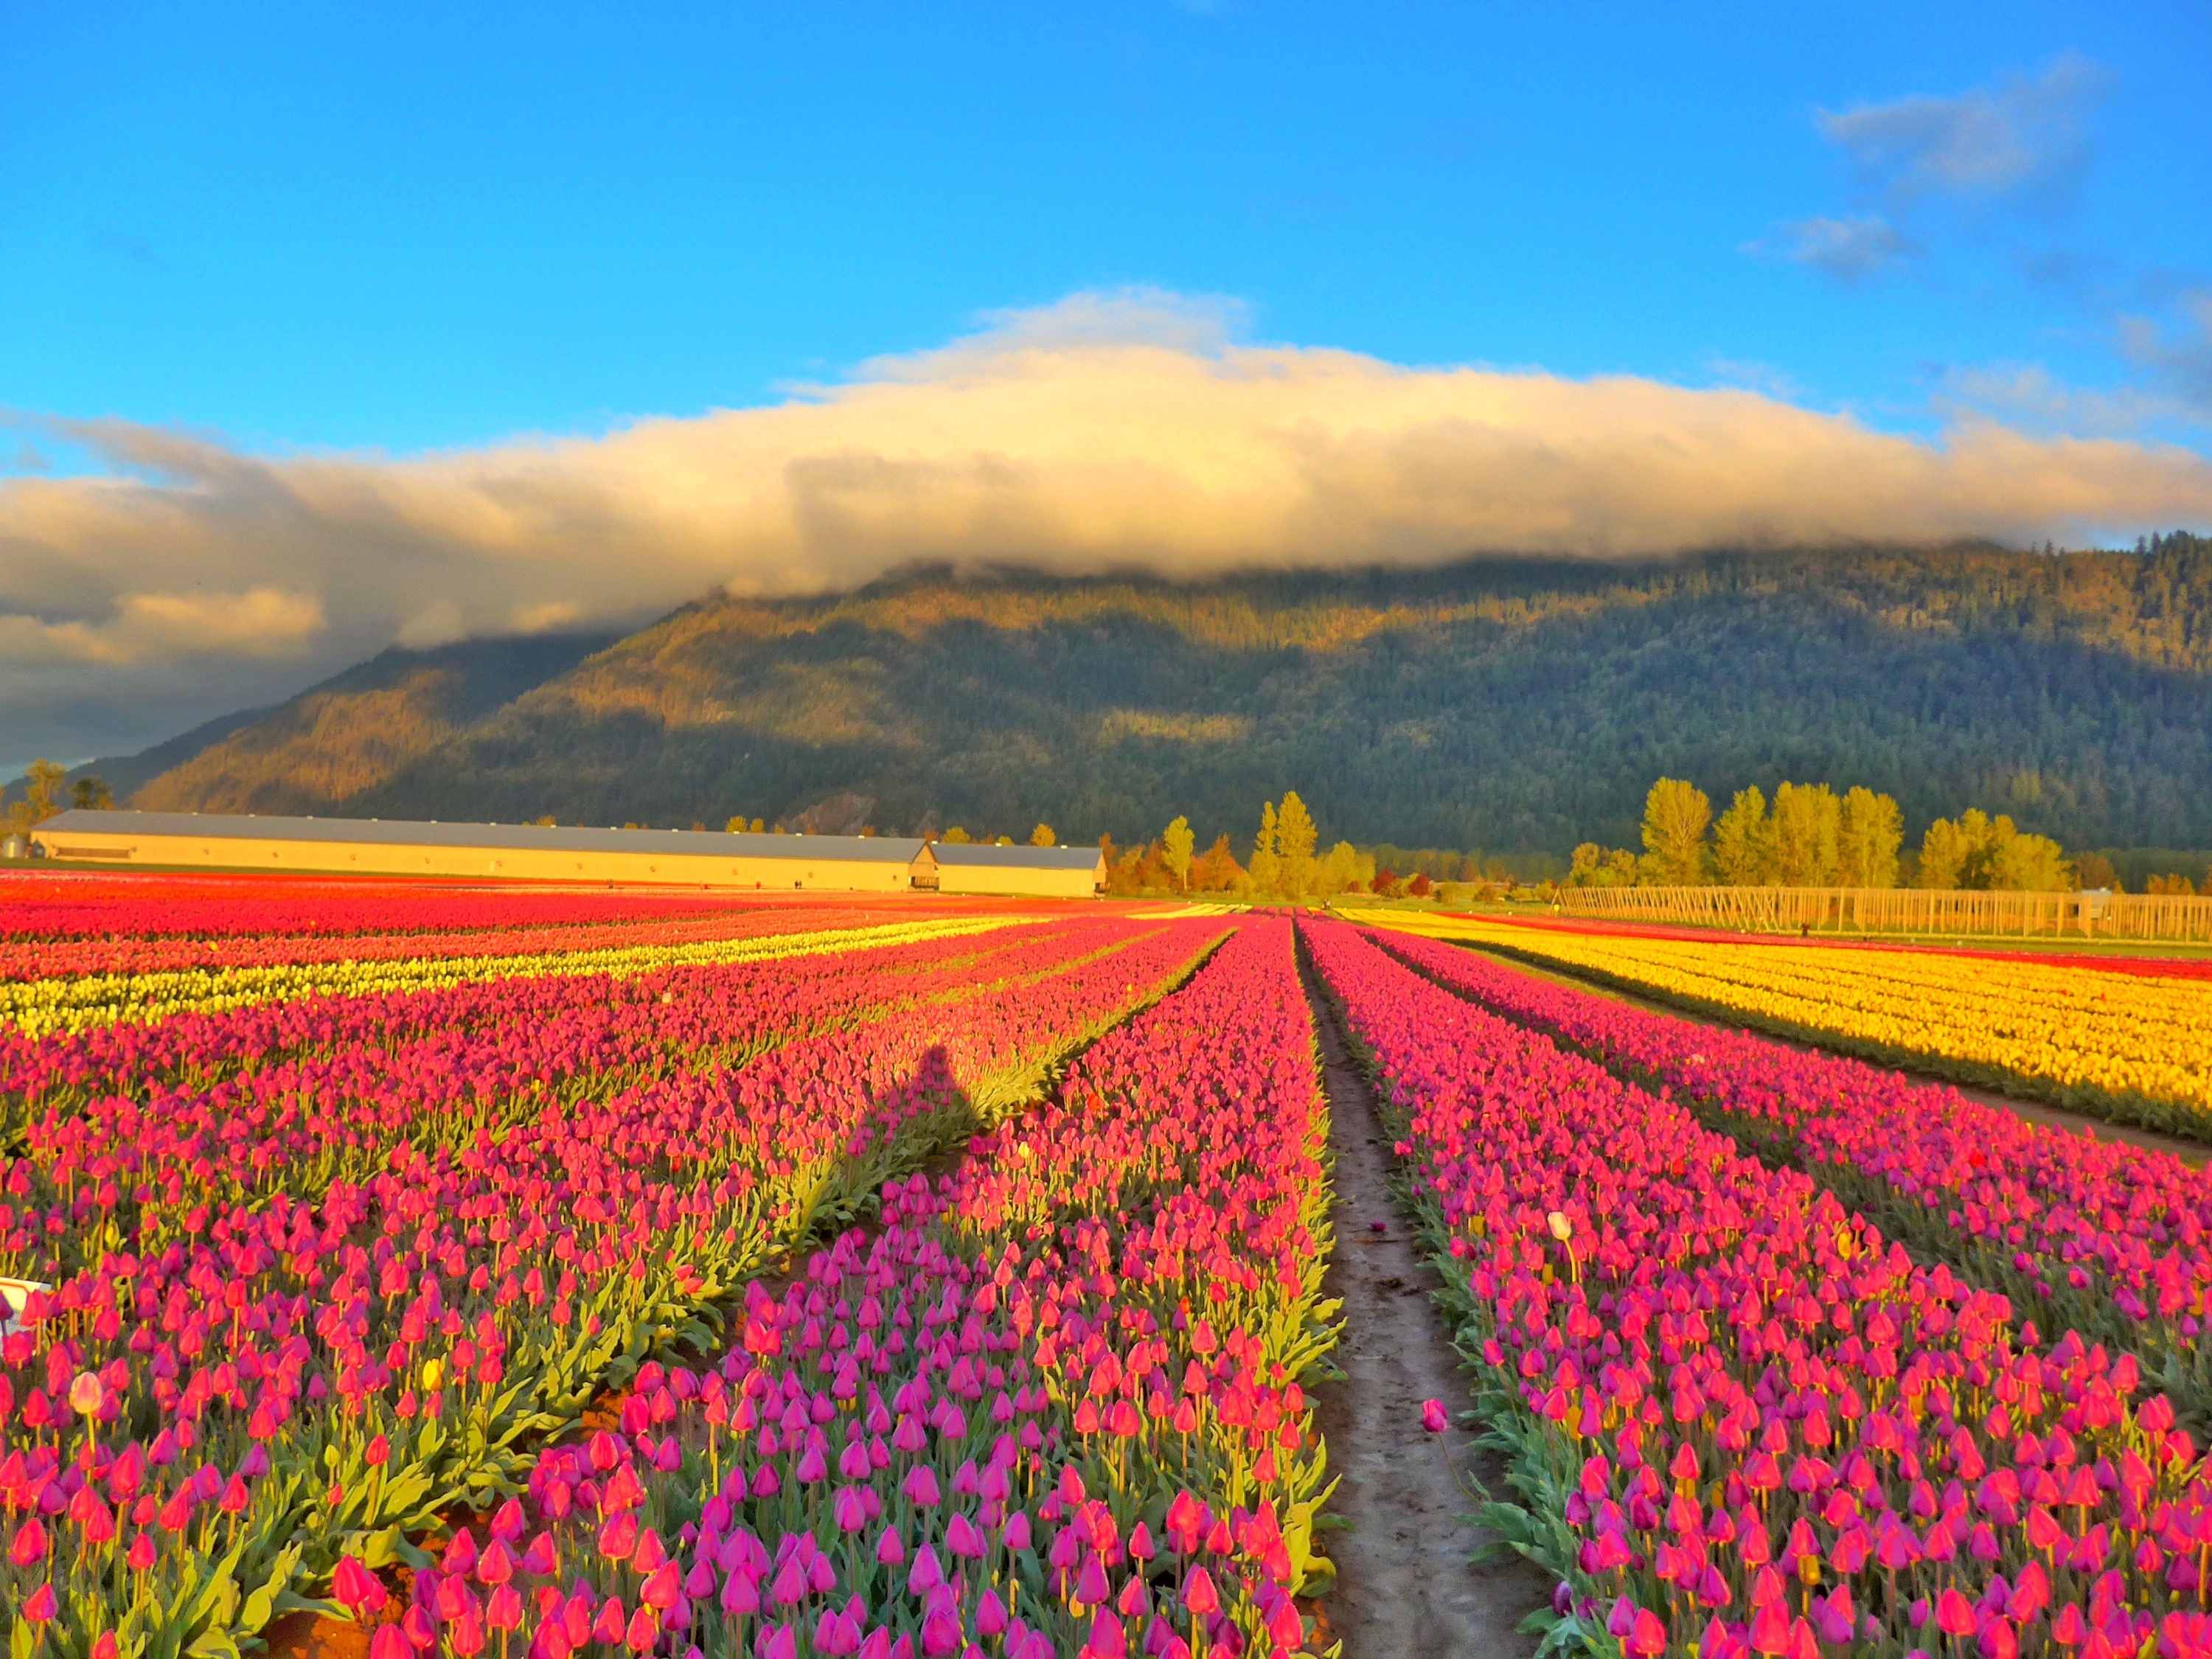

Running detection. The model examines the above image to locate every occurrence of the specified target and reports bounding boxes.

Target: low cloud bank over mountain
[7,289,2212,759]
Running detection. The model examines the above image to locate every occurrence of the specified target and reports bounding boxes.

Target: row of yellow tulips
[1346,909,2212,1137]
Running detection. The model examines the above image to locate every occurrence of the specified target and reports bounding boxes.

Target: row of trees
[6,760,113,839]
[1101,791,1446,900]
[1571,777,2079,892]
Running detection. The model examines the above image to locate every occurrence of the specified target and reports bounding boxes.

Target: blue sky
[6,2,2206,456]
[4,2,2211,770]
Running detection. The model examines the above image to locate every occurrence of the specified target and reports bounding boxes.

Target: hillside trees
[106,540,2212,851]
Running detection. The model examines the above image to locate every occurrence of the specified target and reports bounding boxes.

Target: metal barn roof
[37,810,925,864]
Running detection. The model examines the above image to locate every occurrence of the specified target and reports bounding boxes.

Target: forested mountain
[109,535,2212,856]
[127,631,616,815]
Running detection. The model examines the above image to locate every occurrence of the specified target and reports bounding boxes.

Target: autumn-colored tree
[942,827,970,844]
[1161,816,1194,891]
[7,760,66,835]
[1029,824,1056,847]
[1916,809,2072,891]
[1768,782,1842,887]
[1837,787,1903,888]
[1568,843,1641,888]
[2073,851,2119,891]
[1315,841,1370,897]
[1713,786,1773,886]
[1638,778,1711,885]
[1190,835,1245,891]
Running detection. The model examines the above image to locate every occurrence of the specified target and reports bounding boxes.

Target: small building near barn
[928,841,1106,899]
[31,810,928,891]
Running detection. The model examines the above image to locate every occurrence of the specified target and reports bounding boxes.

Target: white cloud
[1932,362,2200,439]
[2119,290,2212,414]
[1817,53,2112,208]
[394,599,467,650]
[1745,215,1916,282]
[3,288,2210,758]
[0,588,324,667]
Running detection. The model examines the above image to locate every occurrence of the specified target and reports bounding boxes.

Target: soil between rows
[1298,961,1550,1658]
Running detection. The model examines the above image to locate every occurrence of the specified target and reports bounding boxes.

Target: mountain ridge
[100,537,2212,856]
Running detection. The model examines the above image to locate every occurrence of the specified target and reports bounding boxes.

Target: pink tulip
[10,1518,46,1568]
[334,1555,388,1615]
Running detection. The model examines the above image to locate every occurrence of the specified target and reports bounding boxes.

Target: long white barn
[29,810,1104,897]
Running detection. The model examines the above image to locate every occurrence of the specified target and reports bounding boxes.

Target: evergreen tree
[1274,790,1320,896]
[1248,800,1282,895]
[1275,792,1318,863]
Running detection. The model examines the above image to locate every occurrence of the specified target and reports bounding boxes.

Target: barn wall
[30,829,919,891]
[934,864,1102,899]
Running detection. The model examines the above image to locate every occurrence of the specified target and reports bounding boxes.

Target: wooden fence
[1551,884,2212,942]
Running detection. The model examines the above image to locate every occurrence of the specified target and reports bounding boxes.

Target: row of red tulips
[1368,926,2212,1436]
[327,914,1335,1659]
[0,918,1222,1659]
[0,876,771,945]
[1303,917,2212,1659]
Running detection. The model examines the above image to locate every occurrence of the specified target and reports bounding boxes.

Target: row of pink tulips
[333,916,1335,1659]
[1368,927,2212,1434]
[6,918,1138,1249]
[0,917,1107,1138]
[2,904,932,984]
[1304,917,2212,1659]
[0,920,1222,1658]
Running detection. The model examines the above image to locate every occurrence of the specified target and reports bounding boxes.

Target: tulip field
[7,873,2212,1659]
[1309,915,2212,1659]
[1363,913,2212,1142]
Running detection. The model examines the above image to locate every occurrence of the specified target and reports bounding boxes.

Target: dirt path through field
[1300,963,1549,1658]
